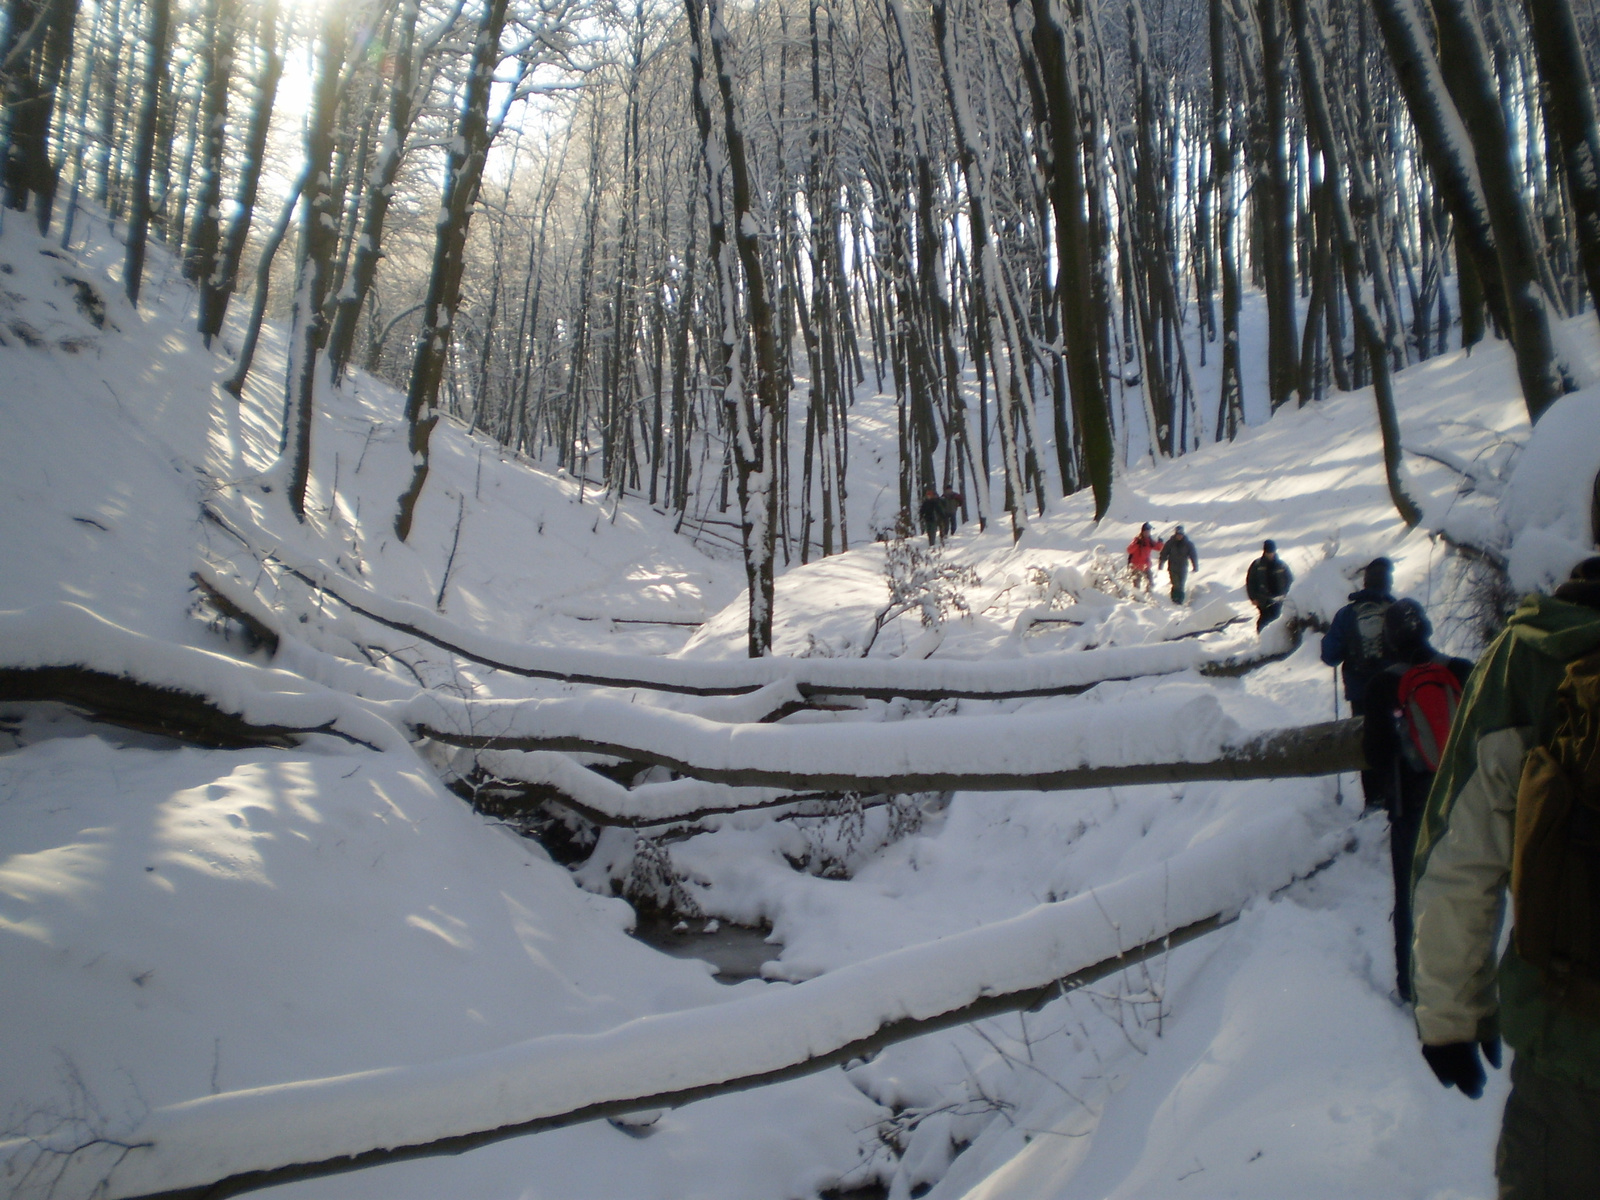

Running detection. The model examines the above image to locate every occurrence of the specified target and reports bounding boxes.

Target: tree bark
[280,6,349,520]
[198,0,283,346]
[122,0,169,304]
[394,0,514,541]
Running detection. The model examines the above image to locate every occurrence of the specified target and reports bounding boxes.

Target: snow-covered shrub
[861,523,981,655]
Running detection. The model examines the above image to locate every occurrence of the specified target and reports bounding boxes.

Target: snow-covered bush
[861,523,981,655]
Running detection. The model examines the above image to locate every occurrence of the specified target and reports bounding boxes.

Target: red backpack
[1395,659,1464,772]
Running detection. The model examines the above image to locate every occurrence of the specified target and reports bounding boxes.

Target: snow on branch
[199,509,1222,700]
[5,808,1338,1200]
[0,604,409,753]
[460,748,831,827]
[408,689,1364,793]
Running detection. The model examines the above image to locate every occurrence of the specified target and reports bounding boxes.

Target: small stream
[630,913,780,983]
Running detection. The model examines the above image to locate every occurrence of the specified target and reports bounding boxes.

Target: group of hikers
[1125,522,1201,603]
[1324,539,1600,1198]
[1123,505,1600,1196]
[917,485,966,545]
[1128,522,1289,621]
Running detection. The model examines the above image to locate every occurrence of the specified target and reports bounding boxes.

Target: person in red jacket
[1127,522,1163,594]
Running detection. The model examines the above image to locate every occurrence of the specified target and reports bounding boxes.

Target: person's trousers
[1388,780,1425,1001]
[1498,1057,1600,1199]
[1255,601,1282,631]
[1170,571,1189,603]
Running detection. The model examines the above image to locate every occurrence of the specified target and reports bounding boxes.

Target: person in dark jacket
[1245,540,1293,631]
[918,486,944,546]
[1322,557,1397,811]
[1320,557,1395,717]
[1361,599,1472,1002]
[1159,526,1199,603]
[941,487,964,538]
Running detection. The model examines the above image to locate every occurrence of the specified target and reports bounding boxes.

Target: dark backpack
[1393,659,1463,773]
[1352,599,1391,666]
[1511,649,1600,1018]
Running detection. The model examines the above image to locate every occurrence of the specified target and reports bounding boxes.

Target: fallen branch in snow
[196,520,1250,702]
[0,605,408,753]
[410,688,1365,794]
[1432,529,1510,572]
[191,571,281,655]
[1196,611,1322,678]
[16,808,1336,1200]
[457,748,850,827]
[0,666,314,749]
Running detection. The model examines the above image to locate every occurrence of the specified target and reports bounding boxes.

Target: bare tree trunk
[280,6,348,520]
[1289,0,1421,526]
[1011,0,1116,521]
[394,0,514,541]
[122,0,169,304]
[1522,0,1600,316]
[197,0,282,345]
[183,0,234,293]
[326,0,423,380]
[222,167,305,397]
[1212,0,1245,439]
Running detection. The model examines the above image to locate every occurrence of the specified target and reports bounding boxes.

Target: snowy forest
[3,0,1600,1193]
[6,0,1600,643]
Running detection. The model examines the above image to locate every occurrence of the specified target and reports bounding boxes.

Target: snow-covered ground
[3,210,1598,1200]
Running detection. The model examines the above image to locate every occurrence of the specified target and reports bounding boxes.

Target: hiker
[1322,557,1396,809]
[1360,599,1470,1003]
[1127,522,1163,594]
[941,487,964,538]
[1409,554,1600,1197]
[1159,525,1199,603]
[1321,558,1396,717]
[918,486,945,546]
[1245,540,1294,631]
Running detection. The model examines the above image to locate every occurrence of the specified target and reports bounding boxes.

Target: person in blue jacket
[1322,557,1396,811]
[1321,557,1396,717]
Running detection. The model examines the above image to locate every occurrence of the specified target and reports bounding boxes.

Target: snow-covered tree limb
[3,808,1339,1200]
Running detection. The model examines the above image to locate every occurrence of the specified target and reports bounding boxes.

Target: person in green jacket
[1410,554,1600,1198]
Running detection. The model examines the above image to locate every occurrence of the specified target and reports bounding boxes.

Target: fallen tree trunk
[0,666,309,749]
[409,688,1364,795]
[0,604,408,753]
[198,519,1312,702]
[12,809,1335,1200]
[457,748,859,827]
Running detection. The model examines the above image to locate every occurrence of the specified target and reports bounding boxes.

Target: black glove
[1480,1035,1502,1070]
[1421,1042,1486,1099]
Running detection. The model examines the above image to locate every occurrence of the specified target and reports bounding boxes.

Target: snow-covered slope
[3,209,1598,1200]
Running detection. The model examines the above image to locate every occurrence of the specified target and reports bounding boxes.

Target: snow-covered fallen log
[462,748,837,826]
[0,605,409,753]
[2,806,1340,1200]
[196,525,1215,700]
[410,690,1364,794]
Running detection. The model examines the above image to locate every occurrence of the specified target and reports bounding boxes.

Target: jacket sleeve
[1188,543,1199,568]
[1320,608,1347,667]
[1410,724,1527,1044]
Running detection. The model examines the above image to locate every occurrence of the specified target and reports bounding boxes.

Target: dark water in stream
[630,913,780,983]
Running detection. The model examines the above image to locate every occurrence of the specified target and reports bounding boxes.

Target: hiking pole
[1333,668,1345,807]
